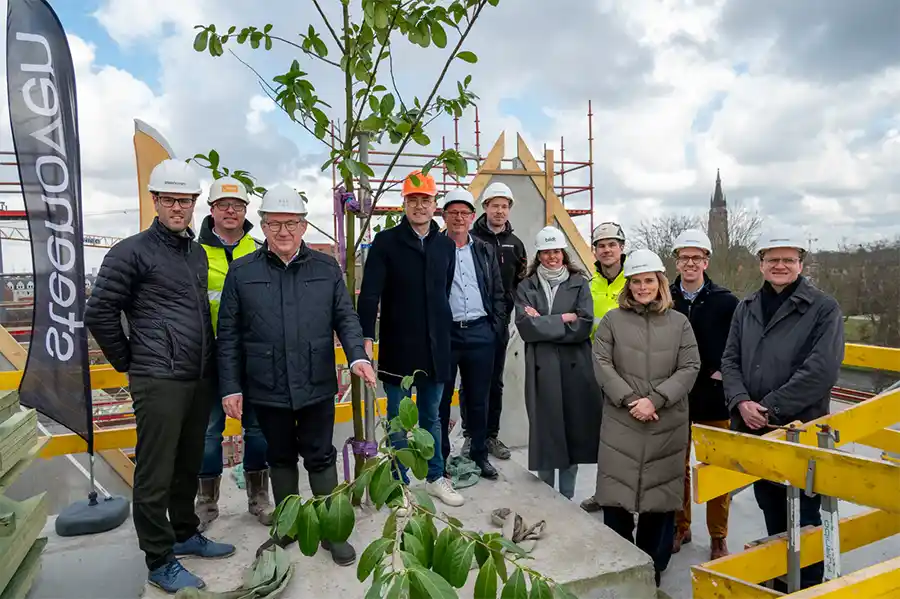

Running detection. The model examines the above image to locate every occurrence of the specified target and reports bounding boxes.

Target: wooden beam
[692,424,900,513]
[515,134,594,269]
[691,567,782,599]
[843,343,900,373]
[0,326,27,369]
[467,132,505,203]
[704,508,900,584]
[544,148,555,225]
[477,168,543,176]
[693,387,900,503]
[785,556,900,599]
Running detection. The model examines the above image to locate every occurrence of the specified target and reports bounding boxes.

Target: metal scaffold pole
[357,132,377,454]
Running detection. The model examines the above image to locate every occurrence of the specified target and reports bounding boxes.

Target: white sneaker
[426,477,465,507]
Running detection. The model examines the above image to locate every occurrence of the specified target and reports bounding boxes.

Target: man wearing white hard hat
[195,177,271,533]
[216,184,376,567]
[721,229,843,591]
[467,181,527,460]
[86,159,235,593]
[438,189,506,484]
[668,229,738,560]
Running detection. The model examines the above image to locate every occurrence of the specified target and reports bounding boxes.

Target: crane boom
[0,225,123,249]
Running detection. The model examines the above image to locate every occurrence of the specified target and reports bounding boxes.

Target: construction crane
[0,225,123,249]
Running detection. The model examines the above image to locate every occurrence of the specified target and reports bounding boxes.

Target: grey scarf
[537,264,569,309]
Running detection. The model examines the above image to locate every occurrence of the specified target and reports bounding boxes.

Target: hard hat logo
[623,249,665,278]
[534,226,568,251]
[220,184,239,193]
[148,159,203,195]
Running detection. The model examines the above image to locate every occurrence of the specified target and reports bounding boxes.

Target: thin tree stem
[311,0,345,53]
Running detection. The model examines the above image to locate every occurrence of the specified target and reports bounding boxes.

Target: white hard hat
[672,228,712,256]
[207,176,250,206]
[258,183,307,216]
[756,229,805,254]
[148,159,202,195]
[534,226,568,251]
[623,249,665,278]
[591,221,626,244]
[442,189,476,212]
[482,182,514,207]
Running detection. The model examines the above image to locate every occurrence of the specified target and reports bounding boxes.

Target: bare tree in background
[631,214,702,272]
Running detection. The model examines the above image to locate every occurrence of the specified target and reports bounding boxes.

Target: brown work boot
[195,476,220,533]
[710,537,729,560]
[672,529,691,554]
[579,496,602,513]
[245,469,274,526]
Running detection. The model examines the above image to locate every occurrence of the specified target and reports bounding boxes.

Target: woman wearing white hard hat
[590,248,700,587]
[514,226,601,500]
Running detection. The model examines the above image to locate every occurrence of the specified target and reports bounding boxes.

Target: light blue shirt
[450,237,487,322]
[680,280,705,302]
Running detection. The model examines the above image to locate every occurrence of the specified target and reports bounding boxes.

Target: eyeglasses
[213,201,247,213]
[157,196,196,208]
[405,197,435,208]
[264,220,303,233]
[444,210,473,219]
[763,257,800,266]
[676,255,708,264]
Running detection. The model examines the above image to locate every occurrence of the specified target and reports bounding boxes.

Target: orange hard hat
[401,170,437,197]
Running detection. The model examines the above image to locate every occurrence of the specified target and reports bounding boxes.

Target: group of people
[84,159,844,594]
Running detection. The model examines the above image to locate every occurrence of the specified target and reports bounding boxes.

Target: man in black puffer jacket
[85,160,234,594]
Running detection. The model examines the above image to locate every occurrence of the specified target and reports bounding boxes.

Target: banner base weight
[55,495,130,537]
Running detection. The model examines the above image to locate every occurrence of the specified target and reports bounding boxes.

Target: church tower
[708,169,729,253]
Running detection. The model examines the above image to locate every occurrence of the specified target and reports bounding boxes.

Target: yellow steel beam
[693,387,900,503]
[704,508,900,584]
[692,424,900,512]
[40,390,459,459]
[691,567,782,599]
[858,427,900,455]
[843,343,900,373]
[785,555,900,599]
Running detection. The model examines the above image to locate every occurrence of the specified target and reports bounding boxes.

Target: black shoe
[321,538,357,566]
[475,458,498,480]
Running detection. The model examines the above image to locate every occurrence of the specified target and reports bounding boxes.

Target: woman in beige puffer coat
[590,249,700,587]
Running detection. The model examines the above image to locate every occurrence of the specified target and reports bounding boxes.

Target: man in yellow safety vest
[581,220,627,513]
[194,177,270,531]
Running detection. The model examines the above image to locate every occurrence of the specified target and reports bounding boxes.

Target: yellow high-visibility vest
[202,234,259,335]
[590,263,626,339]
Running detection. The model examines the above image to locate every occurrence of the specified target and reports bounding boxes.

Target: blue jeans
[199,398,268,478]
[384,380,444,483]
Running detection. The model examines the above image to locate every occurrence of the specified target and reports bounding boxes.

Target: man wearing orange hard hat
[359,170,465,508]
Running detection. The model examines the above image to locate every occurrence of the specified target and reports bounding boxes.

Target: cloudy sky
[0,0,898,272]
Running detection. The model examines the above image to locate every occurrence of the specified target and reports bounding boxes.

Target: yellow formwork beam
[785,555,900,599]
[843,343,900,373]
[691,567,782,599]
[703,508,900,585]
[692,424,900,513]
[693,387,900,503]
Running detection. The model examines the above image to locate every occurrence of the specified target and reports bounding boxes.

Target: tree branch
[270,34,342,68]
[353,0,490,249]
[311,0,345,54]
[388,48,406,110]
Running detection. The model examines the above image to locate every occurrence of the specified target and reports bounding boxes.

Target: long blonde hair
[618,272,673,313]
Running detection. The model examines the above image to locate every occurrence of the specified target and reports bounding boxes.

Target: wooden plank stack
[0,391,48,599]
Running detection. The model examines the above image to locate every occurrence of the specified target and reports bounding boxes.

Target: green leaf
[369,95,380,113]
[375,3,390,29]
[432,527,455,575]
[210,35,224,57]
[399,550,423,569]
[446,539,475,588]
[193,30,209,52]
[370,461,398,507]
[501,569,528,599]
[382,509,397,539]
[265,35,273,51]
[475,558,498,599]
[237,28,250,43]
[264,23,273,33]
[488,0,500,5]
[323,493,355,543]
[410,454,428,480]
[396,448,418,471]
[409,566,458,599]
[386,573,409,599]
[429,20,448,48]
[380,93,396,116]
[360,114,385,132]
[296,502,321,557]
[491,547,508,583]
[276,496,301,539]
[352,463,376,504]
[357,537,392,582]
[551,585,578,599]
[403,532,428,566]
[412,132,432,146]
[400,374,415,391]
[493,537,528,558]
[315,500,330,531]
[410,487,436,514]
[398,397,418,430]
[456,51,478,64]
[529,577,552,599]
[474,538,490,568]
[410,428,436,460]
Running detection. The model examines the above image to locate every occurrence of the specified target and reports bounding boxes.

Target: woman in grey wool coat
[591,248,700,587]
[515,226,602,500]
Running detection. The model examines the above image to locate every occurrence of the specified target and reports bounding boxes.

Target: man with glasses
[217,183,376,566]
[668,229,738,560]
[721,230,843,591]
[194,177,271,532]
[438,189,506,482]
[358,171,464,507]
[86,159,234,593]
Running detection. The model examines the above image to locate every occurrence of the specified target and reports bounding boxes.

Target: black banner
[7,0,92,447]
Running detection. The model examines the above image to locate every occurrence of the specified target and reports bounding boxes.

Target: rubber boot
[309,465,356,566]
[195,476,220,533]
[245,469,274,526]
[255,465,300,557]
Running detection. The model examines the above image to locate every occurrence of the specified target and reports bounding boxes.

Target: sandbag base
[55,495,130,537]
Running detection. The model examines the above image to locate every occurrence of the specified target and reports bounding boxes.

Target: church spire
[708,169,729,252]
[711,168,726,208]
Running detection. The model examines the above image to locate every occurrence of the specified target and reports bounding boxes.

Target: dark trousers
[753,480,824,590]
[131,376,213,570]
[459,314,509,439]
[439,318,495,464]
[254,400,336,502]
[200,396,267,478]
[604,507,676,585]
